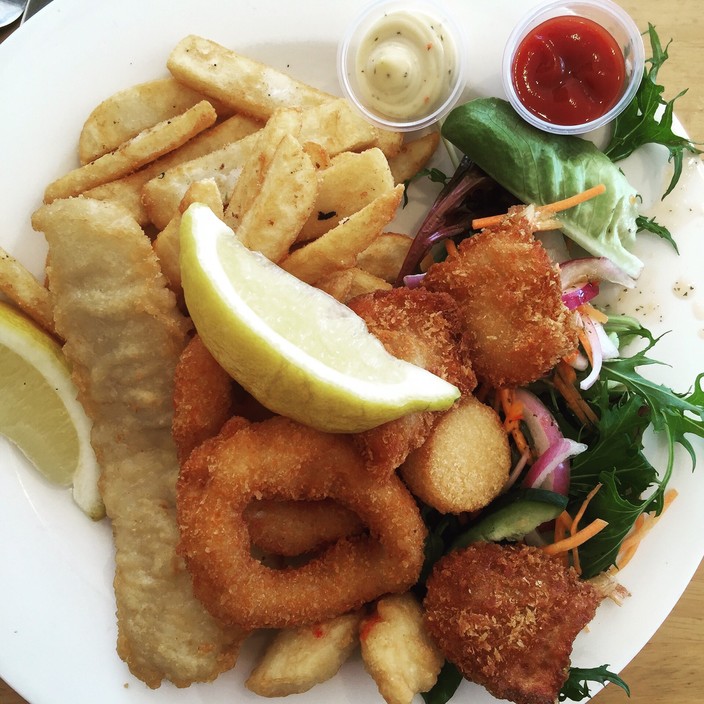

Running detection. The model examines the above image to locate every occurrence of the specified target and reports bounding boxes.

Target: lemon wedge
[179,203,460,433]
[0,300,103,519]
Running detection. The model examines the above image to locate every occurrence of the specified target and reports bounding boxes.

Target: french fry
[166,35,401,158]
[153,179,224,298]
[246,611,363,697]
[224,108,303,230]
[84,113,261,226]
[167,35,332,121]
[142,102,378,231]
[356,232,413,283]
[233,134,318,262]
[141,130,260,230]
[298,99,377,157]
[387,132,441,185]
[78,77,235,164]
[280,184,404,284]
[316,267,391,303]
[297,148,395,243]
[360,593,443,704]
[0,246,56,335]
[44,101,218,204]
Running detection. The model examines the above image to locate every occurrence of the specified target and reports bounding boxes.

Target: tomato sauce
[511,15,626,126]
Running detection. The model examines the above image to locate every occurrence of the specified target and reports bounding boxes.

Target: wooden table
[1,1,702,702]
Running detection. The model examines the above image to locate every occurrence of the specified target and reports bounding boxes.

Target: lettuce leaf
[441,98,643,278]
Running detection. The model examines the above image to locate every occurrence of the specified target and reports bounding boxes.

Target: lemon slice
[0,300,103,519]
[180,203,460,433]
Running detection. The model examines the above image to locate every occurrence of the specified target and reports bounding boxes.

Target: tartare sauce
[354,10,457,120]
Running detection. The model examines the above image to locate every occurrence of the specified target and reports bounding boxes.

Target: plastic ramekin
[502,0,645,136]
[337,0,468,132]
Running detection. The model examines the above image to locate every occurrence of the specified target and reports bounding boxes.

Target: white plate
[1,1,703,703]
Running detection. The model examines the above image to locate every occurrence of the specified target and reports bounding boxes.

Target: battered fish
[348,287,476,477]
[32,197,244,688]
[422,212,578,388]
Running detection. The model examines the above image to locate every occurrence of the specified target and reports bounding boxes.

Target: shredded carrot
[538,184,607,215]
[570,483,603,574]
[497,387,531,458]
[553,363,599,426]
[578,302,609,324]
[616,489,679,570]
[444,239,458,257]
[553,510,573,568]
[577,328,594,367]
[571,484,603,535]
[471,184,606,230]
[554,510,572,544]
[543,518,608,555]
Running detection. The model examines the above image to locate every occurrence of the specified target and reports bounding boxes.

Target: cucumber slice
[452,488,568,549]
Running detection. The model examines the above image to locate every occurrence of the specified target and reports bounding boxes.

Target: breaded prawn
[423,211,578,389]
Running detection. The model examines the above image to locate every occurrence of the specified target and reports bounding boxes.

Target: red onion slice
[522,437,588,495]
[562,281,600,310]
[560,257,637,290]
[579,315,604,390]
[513,388,563,456]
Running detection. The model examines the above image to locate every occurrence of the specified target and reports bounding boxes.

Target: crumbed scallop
[400,394,511,514]
[360,593,444,704]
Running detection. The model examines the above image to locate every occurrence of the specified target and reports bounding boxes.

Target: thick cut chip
[361,594,444,704]
[154,178,225,298]
[79,77,235,164]
[280,185,404,285]
[387,132,441,185]
[167,35,332,120]
[142,131,259,230]
[85,113,260,226]
[297,148,395,243]
[0,245,55,335]
[246,612,363,696]
[316,267,391,304]
[44,101,217,203]
[356,232,412,284]
[224,107,303,231]
[232,134,318,262]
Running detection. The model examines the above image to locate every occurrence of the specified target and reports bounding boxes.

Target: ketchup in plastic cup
[502,0,645,136]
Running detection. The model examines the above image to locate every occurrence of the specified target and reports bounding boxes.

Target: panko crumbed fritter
[423,542,602,704]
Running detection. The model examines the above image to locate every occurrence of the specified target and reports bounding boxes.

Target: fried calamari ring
[173,335,365,556]
[177,415,427,630]
[244,499,365,557]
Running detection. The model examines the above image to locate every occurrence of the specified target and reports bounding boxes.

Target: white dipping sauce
[354,11,458,120]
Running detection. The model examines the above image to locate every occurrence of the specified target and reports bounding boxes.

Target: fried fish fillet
[32,196,245,688]
[347,287,476,477]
